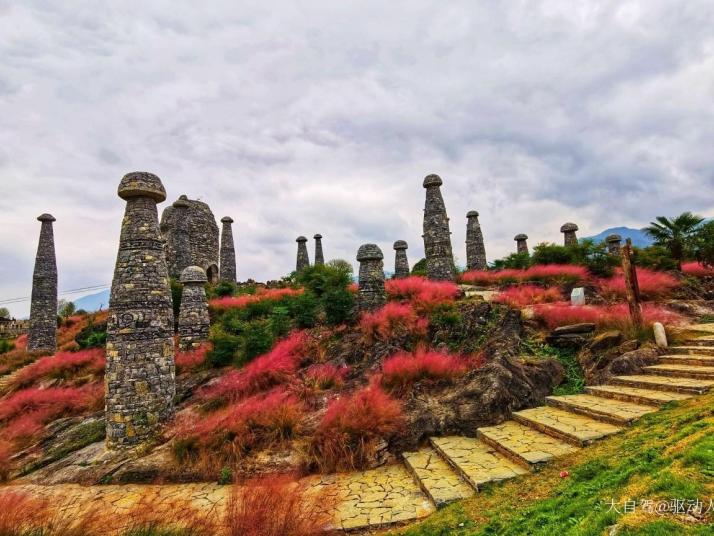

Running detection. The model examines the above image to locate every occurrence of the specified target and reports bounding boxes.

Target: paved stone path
[4,323,714,533]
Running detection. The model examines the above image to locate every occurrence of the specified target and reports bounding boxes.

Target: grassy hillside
[390,391,714,536]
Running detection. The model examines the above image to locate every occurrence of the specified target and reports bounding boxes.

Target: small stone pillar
[219,216,237,283]
[106,172,176,449]
[178,266,210,350]
[314,234,325,266]
[514,234,529,255]
[606,234,622,255]
[393,240,410,279]
[357,244,386,312]
[170,196,191,279]
[422,174,455,281]
[465,210,487,271]
[560,223,579,246]
[296,236,310,271]
[27,213,58,353]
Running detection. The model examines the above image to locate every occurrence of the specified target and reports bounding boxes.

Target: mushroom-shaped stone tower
[605,234,622,255]
[106,172,175,449]
[28,213,58,353]
[422,174,455,281]
[169,196,191,278]
[393,240,410,279]
[314,234,325,266]
[178,266,210,350]
[560,222,579,246]
[357,243,386,312]
[296,236,310,271]
[220,216,237,283]
[465,210,487,271]
[514,234,529,255]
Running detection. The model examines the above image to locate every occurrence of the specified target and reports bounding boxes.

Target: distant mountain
[73,289,110,312]
[583,227,653,249]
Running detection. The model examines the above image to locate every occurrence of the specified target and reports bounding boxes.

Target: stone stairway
[401,331,714,514]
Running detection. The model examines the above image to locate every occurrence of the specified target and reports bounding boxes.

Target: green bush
[491,252,531,270]
[213,280,237,297]
[411,258,427,276]
[0,339,14,354]
[208,332,241,367]
[633,245,679,271]
[529,240,619,278]
[170,278,183,328]
[323,288,355,325]
[269,306,291,338]
[241,319,275,364]
[293,264,352,297]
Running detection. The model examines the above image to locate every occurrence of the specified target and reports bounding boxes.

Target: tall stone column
[105,172,175,449]
[219,216,236,283]
[178,266,210,350]
[357,244,386,312]
[514,234,529,255]
[465,210,487,271]
[169,196,191,279]
[560,223,579,246]
[606,234,622,255]
[296,236,310,271]
[422,174,455,281]
[314,234,325,266]
[27,213,57,353]
[393,240,410,279]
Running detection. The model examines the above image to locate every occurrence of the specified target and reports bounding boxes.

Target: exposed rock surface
[578,331,660,385]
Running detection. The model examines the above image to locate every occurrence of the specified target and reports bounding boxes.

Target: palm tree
[644,212,704,270]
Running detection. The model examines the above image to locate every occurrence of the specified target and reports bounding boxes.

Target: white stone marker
[653,322,668,348]
[570,287,586,306]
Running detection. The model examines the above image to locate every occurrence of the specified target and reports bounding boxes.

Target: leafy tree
[694,221,714,267]
[644,212,704,270]
[491,252,531,270]
[632,245,678,271]
[326,258,354,275]
[0,307,9,319]
[57,300,76,318]
[411,258,427,276]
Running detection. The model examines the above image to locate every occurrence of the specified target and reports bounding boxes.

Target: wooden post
[621,238,643,329]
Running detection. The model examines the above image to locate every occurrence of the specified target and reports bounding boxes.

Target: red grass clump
[224,476,330,536]
[597,267,681,300]
[201,331,307,405]
[304,363,349,390]
[209,288,303,310]
[682,262,714,277]
[381,350,468,391]
[310,385,404,472]
[175,344,210,373]
[460,264,589,287]
[359,302,428,340]
[494,285,562,308]
[385,276,460,309]
[10,348,105,390]
[532,302,685,332]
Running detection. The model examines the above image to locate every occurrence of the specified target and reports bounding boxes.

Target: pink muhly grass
[304,364,349,390]
[682,262,714,277]
[494,285,563,308]
[175,344,210,373]
[532,302,685,331]
[461,264,589,287]
[10,348,105,389]
[200,331,308,405]
[597,267,680,300]
[381,350,468,391]
[209,288,303,310]
[359,302,428,340]
[0,383,104,424]
[385,276,459,309]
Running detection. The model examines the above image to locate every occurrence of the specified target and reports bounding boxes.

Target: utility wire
[0,284,110,305]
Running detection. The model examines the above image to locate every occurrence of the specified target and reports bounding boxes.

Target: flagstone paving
[477,421,579,467]
[545,394,657,425]
[610,374,714,394]
[659,353,714,366]
[644,363,714,379]
[402,447,474,506]
[584,384,691,406]
[512,406,621,446]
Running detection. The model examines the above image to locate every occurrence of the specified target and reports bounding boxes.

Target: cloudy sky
[1,1,713,317]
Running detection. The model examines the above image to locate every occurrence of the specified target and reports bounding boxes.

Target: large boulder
[578,332,660,385]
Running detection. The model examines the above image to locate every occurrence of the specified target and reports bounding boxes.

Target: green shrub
[411,258,427,276]
[269,306,291,338]
[323,288,355,325]
[287,292,319,328]
[0,339,14,354]
[429,304,462,331]
[241,319,275,364]
[208,332,241,367]
[170,278,183,327]
[293,264,352,297]
[633,245,679,271]
[491,252,531,270]
[213,280,237,297]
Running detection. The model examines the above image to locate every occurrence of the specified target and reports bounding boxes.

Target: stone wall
[0,319,30,340]
[28,214,58,353]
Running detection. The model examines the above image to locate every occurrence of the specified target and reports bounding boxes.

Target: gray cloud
[1,0,714,316]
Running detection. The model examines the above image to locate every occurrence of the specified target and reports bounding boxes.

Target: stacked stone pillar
[357,244,386,312]
[219,216,236,283]
[296,236,310,271]
[314,234,325,266]
[560,223,579,246]
[170,196,191,278]
[606,234,622,255]
[393,240,410,279]
[27,214,58,353]
[465,210,487,271]
[514,234,529,255]
[422,174,455,281]
[178,266,210,350]
[105,172,175,449]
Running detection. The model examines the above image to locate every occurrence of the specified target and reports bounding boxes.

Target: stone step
[512,406,622,446]
[610,374,714,395]
[683,338,714,347]
[585,385,691,406]
[429,436,528,490]
[545,394,656,426]
[688,323,714,333]
[402,448,474,507]
[643,364,714,380]
[658,354,714,366]
[476,421,578,469]
[669,346,714,356]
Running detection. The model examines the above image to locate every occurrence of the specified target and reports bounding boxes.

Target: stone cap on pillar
[296,236,307,243]
[357,243,383,261]
[314,233,322,239]
[221,216,234,224]
[605,234,622,243]
[560,222,579,233]
[514,233,528,241]
[393,240,408,250]
[180,265,208,284]
[466,210,479,218]
[37,213,56,222]
[173,197,190,208]
[118,172,166,202]
[422,174,443,188]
